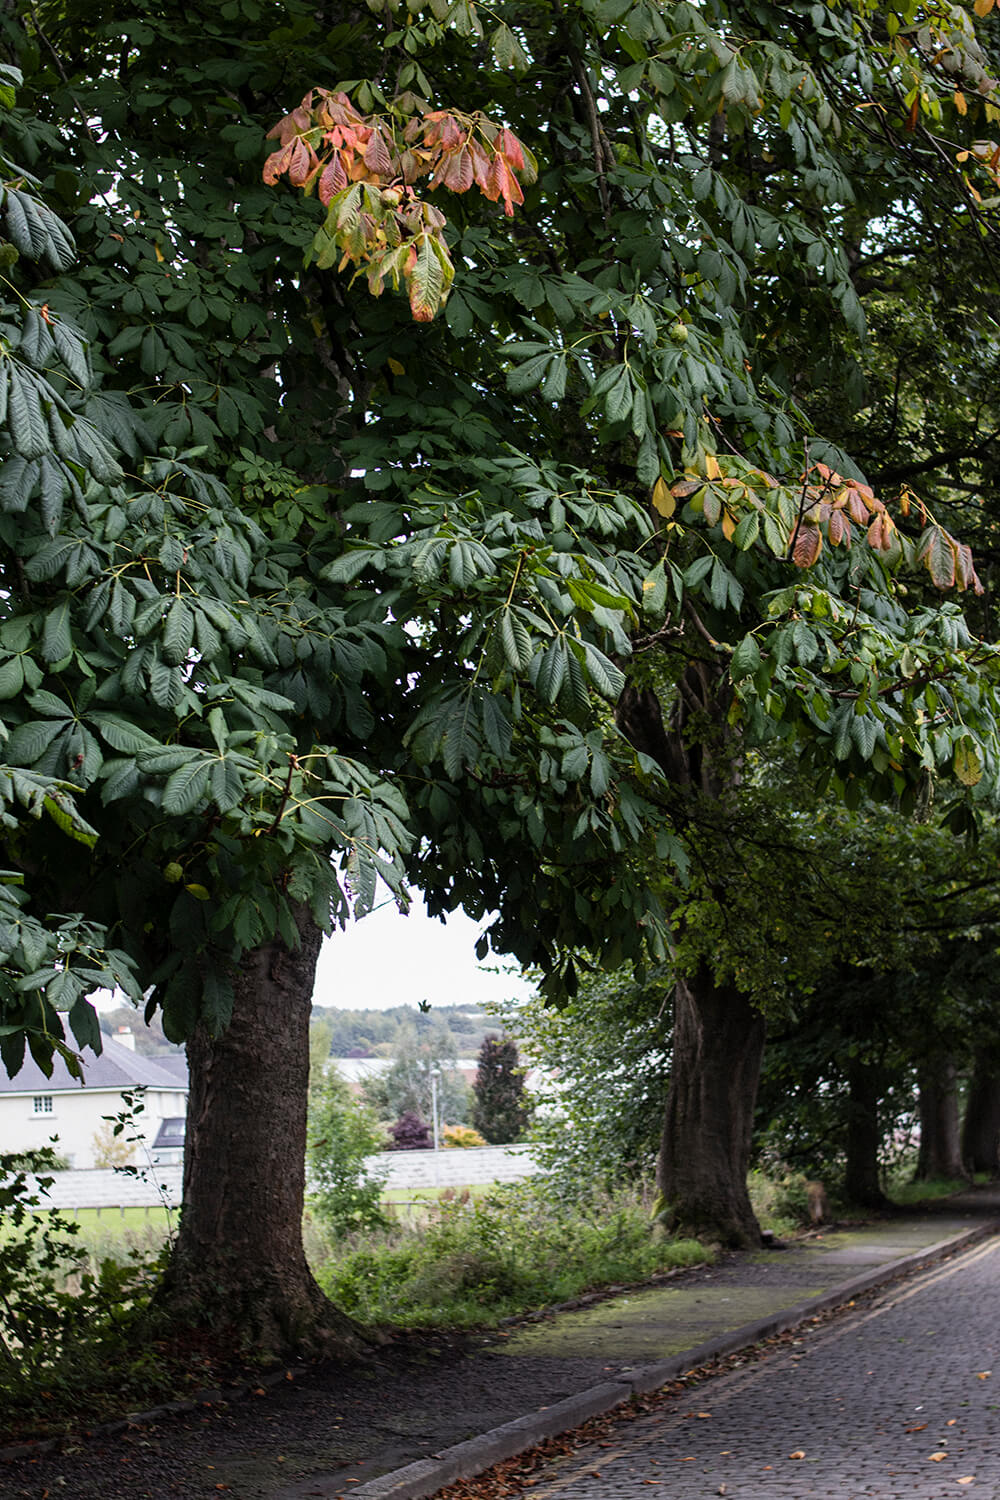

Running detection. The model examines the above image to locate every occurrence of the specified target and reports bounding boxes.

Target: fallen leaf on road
[789,1451,806,1460]
[907,1424,928,1432]
[977,1372,991,1379]
[697,1412,712,1419]
[957,1479,975,1486]
[948,1420,958,1426]
[930,1452,948,1462]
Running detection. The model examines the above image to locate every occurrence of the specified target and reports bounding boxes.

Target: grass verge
[311,1180,713,1328]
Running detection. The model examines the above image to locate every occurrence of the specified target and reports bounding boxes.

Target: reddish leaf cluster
[671,456,982,595]
[791,463,888,568]
[264,90,534,218]
[802,463,982,592]
[264,90,534,320]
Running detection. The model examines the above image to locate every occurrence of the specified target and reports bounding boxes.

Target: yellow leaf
[154,243,165,262]
[721,510,736,541]
[955,90,968,116]
[651,476,676,517]
[185,882,211,900]
[705,453,721,480]
[958,1478,975,1485]
[388,356,405,375]
[954,740,983,788]
[975,0,994,15]
[788,1450,806,1460]
[929,1452,948,1461]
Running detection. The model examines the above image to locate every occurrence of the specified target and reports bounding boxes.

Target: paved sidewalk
[277,1188,1000,1500]
[498,1233,1000,1498]
[3,1189,998,1500]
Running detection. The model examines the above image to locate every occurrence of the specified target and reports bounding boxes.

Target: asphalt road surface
[517,1235,1000,1499]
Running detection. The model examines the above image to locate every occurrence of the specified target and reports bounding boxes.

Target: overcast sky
[313,896,535,1014]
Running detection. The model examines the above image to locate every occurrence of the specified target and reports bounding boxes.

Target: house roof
[147,1052,189,1085]
[0,1034,189,1094]
[152,1117,186,1149]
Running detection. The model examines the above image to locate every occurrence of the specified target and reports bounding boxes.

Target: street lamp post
[430,1067,441,1185]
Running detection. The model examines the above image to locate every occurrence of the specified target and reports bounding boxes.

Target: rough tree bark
[961,1055,1000,1177]
[915,1056,968,1182]
[159,904,368,1359]
[657,967,766,1247]
[843,1053,891,1210]
[618,666,764,1247]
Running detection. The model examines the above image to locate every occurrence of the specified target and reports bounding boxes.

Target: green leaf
[162,599,195,666]
[731,634,761,681]
[5,718,65,764]
[8,366,49,459]
[89,713,160,754]
[41,600,72,663]
[0,656,25,700]
[534,639,567,703]
[581,641,625,700]
[499,610,533,672]
[162,758,212,816]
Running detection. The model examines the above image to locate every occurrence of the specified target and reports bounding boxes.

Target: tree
[4,0,1000,1353]
[507,966,672,1189]
[307,1066,388,1235]
[2,4,670,1351]
[362,1020,470,1126]
[472,1035,530,1144]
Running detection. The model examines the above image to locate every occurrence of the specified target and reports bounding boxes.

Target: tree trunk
[915,1057,967,1181]
[962,1056,1000,1177]
[619,672,764,1248]
[843,1054,891,1210]
[159,905,368,1360]
[656,967,765,1249]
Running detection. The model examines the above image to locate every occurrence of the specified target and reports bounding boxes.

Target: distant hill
[310,1003,498,1060]
[99,1005,184,1058]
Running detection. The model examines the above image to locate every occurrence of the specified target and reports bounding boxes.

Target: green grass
[311,1180,714,1329]
[887,1172,989,1206]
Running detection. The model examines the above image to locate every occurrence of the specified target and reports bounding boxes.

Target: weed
[313,1180,711,1328]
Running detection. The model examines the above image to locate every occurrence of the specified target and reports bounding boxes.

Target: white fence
[25,1144,541,1211]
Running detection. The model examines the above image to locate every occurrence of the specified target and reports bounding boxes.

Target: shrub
[0,1147,168,1436]
[91,1120,137,1169]
[308,1068,388,1234]
[389,1111,432,1150]
[314,1180,712,1328]
[442,1124,487,1149]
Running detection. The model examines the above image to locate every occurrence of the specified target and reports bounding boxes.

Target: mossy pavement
[4,1189,999,1500]
[275,1187,1000,1500]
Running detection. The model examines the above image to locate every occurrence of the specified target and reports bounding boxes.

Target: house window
[32,1095,53,1114]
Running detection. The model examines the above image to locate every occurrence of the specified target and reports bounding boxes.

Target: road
[516,1236,1000,1499]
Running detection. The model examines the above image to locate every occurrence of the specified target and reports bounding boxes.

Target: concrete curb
[316,1219,1000,1500]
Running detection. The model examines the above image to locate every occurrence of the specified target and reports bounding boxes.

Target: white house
[0,1030,188,1169]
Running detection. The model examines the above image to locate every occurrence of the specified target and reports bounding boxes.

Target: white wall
[29,1144,541,1209]
[0,1085,187,1169]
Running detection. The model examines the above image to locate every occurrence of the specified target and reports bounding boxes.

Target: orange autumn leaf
[792,522,823,568]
